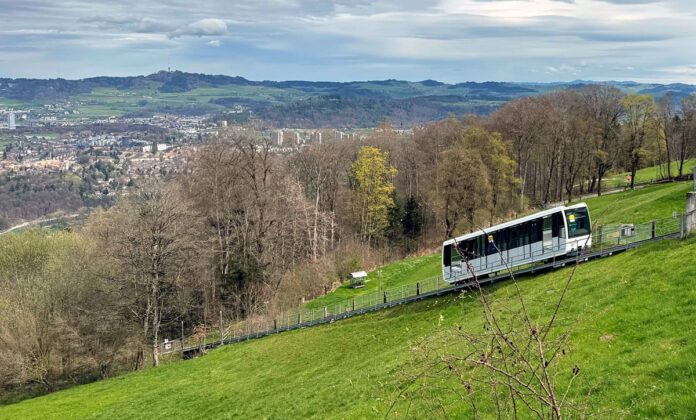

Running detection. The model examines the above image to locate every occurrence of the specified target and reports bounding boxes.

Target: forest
[1,85,696,401]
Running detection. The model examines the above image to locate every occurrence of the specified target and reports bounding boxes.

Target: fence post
[383,291,388,304]
[323,306,328,319]
[297,312,301,325]
[687,192,696,236]
[273,319,277,331]
[219,309,224,346]
[651,221,656,239]
[180,321,184,358]
[416,282,421,296]
[352,298,355,312]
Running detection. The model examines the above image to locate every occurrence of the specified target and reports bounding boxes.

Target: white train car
[442,203,592,283]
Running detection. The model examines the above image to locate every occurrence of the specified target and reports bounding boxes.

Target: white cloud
[659,65,696,76]
[170,18,228,38]
[1,0,696,82]
[544,64,583,75]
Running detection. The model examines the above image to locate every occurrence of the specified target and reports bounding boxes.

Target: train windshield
[565,207,591,238]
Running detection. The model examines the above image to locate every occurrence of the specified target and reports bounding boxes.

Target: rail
[180,214,687,357]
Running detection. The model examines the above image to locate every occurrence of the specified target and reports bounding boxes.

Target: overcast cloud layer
[0,0,695,83]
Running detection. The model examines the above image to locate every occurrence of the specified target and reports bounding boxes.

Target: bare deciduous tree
[90,182,202,368]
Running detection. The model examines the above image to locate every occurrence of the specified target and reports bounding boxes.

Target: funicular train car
[442,203,592,283]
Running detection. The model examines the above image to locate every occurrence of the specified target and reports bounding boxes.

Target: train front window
[566,207,591,238]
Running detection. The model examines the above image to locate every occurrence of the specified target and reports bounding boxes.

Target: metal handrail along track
[182,228,681,356]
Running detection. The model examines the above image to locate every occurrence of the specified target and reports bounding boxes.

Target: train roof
[443,203,588,246]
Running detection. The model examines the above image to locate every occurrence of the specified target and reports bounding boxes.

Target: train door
[443,244,452,278]
[530,219,540,257]
[543,215,553,250]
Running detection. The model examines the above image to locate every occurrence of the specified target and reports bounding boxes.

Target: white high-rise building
[271,130,284,146]
[8,112,16,130]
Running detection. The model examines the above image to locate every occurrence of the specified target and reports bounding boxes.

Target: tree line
[1,86,695,401]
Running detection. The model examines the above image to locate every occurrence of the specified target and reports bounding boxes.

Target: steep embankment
[2,182,695,418]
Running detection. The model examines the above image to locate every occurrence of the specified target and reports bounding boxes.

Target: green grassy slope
[581,181,692,225]
[3,237,695,419]
[605,158,696,187]
[306,253,443,310]
[2,181,694,418]
[307,181,692,311]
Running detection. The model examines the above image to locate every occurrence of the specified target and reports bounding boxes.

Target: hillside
[2,238,694,418]
[2,181,694,418]
[604,158,696,188]
[2,72,695,127]
[305,181,693,310]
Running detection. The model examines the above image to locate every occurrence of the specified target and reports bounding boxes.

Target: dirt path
[0,213,81,236]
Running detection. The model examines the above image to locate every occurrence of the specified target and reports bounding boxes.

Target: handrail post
[219,309,224,346]
[180,321,185,358]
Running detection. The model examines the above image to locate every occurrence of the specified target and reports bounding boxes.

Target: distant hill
[1,71,694,127]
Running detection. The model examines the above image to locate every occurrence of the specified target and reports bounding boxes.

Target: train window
[531,219,541,243]
[456,239,477,260]
[510,226,519,249]
[486,233,497,255]
[443,244,452,267]
[543,216,552,231]
[466,239,477,259]
[521,222,530,246]
[498,229,509,251]
[566,207,591,238]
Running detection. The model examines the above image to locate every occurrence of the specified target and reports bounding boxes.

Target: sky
[1,0,695,83]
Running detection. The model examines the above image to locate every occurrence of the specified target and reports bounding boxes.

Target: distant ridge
[1,71,694,127]
[2,70,693,100]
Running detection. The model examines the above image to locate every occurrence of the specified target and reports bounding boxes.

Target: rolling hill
[2,72,695,127]
[1,181,694,418]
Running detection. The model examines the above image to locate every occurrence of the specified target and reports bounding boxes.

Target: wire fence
[171,213,688,356]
